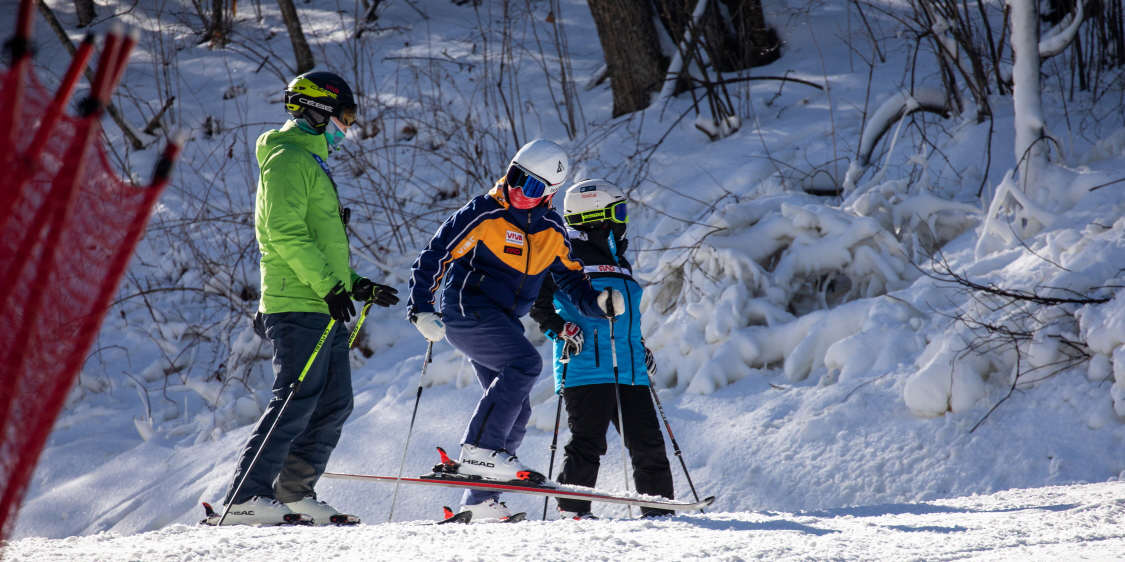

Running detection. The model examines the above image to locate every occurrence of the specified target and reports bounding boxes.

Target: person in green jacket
[216,71,399,526]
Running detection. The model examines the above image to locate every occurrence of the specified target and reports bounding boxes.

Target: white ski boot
[284,495,360,526]
[459,498,512,520]
[456,445,546,483]
[204,496,314,526]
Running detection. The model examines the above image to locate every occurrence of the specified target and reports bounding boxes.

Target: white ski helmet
[563,180,628,227]
[505,139,569,208]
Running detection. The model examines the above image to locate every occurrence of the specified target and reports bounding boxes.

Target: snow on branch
[923,253,1112,307]
[844,88,950,192]
[1039,0,1084,59]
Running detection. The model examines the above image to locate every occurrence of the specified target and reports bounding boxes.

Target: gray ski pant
[224,311,353,506]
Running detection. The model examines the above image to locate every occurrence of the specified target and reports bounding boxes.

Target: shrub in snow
[639,195,921,391]
[904,196,1125,419]
[1078,286,1125,416]
[903,336,990,417]
[844,178,979,260]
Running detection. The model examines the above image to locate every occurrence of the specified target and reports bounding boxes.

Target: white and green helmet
[563,180,628,227]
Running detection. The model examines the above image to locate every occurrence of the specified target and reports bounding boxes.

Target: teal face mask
[295,118,319,135]
[325,118,347,152]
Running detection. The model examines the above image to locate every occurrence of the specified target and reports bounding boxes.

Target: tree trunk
[722,0,780,68]
[655,0,738,72]
[74,0,96,27]
[277,0,315,74]
[209,0,229,45]
[1009,0,1047,178]
[587,0,666,116]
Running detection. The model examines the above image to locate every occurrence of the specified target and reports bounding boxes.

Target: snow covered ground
[6,0,1125,559]
[9,482,1125,561]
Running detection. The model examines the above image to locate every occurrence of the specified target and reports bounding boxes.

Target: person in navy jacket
[530,180,674,520]
[407,141,625,520]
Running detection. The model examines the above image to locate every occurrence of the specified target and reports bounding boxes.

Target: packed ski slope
[8,483,1125,561]
[7,0,1125,558]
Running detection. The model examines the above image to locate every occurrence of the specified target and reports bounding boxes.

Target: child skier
[406,140,624,520]
[530,180,675,519]
[215,71,399,526]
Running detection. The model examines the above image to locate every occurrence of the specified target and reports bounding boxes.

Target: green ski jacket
[255,121,358,314]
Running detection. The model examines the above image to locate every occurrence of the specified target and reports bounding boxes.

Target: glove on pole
[218,317,336,525]
[542,346,571,520]
[606,293,633,518]
[388,341,433,522]
[351,278,400,308]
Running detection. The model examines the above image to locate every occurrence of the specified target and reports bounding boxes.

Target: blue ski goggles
[564,200,628,226]
[506,164,550,199]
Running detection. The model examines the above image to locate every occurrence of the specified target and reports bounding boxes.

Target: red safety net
[0,0,180,541]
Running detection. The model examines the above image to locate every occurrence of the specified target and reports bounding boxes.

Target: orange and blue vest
[407,182,603,320]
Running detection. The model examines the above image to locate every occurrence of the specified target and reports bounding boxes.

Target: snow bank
[9,482,1125,562]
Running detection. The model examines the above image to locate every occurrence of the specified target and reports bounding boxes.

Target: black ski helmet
[284,71,357,133]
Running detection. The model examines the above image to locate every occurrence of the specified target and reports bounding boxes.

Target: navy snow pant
[442,305,542,506]
[224,311,354,505]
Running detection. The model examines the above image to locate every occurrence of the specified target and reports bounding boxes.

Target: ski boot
[639,508,675,519]
[284,495,360,526]
[200,497,314,526]
[458,498,525,522]
[445,445,547,484]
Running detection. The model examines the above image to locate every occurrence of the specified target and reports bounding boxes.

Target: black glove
[352,277,401,308]
[323,282,355,322]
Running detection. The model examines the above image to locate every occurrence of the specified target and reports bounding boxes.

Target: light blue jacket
[532,228,647,393]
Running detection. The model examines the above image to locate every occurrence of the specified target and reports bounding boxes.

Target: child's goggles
[506,164,550,199]
[564,201,628,225]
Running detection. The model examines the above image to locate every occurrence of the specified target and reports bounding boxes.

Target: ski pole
[219,317,337,526]
[542,346,571,521]
[348,301,374,347]
[387,341,433,523]
[606,293,633,518]
[646,379,704,513]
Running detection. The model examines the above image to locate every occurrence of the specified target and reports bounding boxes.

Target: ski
[437,507,473,525]
[504,512,527,523]
[322,473,715,512]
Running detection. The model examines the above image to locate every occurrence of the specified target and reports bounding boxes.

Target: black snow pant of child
[556,383,674,516]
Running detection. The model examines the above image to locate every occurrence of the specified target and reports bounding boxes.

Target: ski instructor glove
[556,322,584,359]
[597,288,626,318]
[324,282,355,323]
[411,312,446,342]
[352,277,400,308]
[644,347,658,377]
